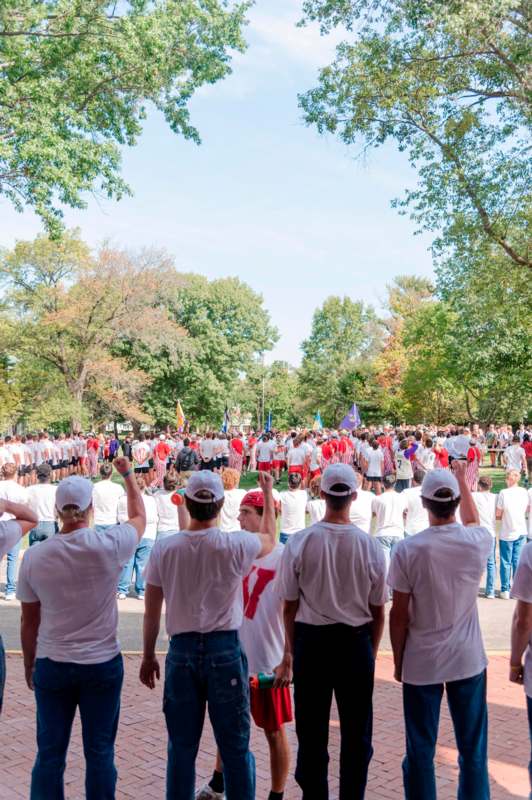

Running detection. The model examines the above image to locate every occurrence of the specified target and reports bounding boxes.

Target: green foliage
[300,1,531,274]
[0,0,250,234]
[298,296,383,426]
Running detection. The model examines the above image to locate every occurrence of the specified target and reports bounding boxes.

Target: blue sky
[0,0,434,365]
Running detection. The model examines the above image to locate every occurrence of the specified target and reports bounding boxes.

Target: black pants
[293,622,375,800]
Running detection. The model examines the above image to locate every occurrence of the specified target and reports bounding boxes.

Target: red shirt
[434,448,449,468]
[322,442,334,461]
[523,441,532,459]
[231,438,244,455]
[154,442,171,460]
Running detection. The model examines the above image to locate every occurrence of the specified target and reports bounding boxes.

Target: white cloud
[248,9,345,67]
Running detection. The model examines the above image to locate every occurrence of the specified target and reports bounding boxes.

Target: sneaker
[500,591,510,600]
[4,593,15,601]
[485,593,495,599]
[195,786,224,800]
[137,593,145,600]
[116,592,127,600]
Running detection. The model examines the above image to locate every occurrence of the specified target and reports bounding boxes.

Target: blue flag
[339,403,361,431]
[312,411,323,431]
[222,405,230,433]
[265,410,272,432]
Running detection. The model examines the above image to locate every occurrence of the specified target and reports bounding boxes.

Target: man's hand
[510,663,524,684]
[24,662,34,691]
[258,470,274,494]
[273,656,292,688]
[139,656,160,690]
[114,456,131,476]
[451,460,468,479]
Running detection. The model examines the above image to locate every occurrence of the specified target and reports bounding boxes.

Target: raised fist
[114,456,131,476]
[258,470,274,493]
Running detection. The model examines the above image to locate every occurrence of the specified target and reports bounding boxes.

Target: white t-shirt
[92,480,125,526]
[154,491,180,533]
[388,524,493,684]
[16,524,138,664]
[256,441,274,464]
[144,528,261,635]
[454,435,471,459]
[419,449,436,471]
[0,480,28,516]
[278,522,387,627]
[199,439,216,461]
[366,449,384,478]
[0,520,22,558]
[497,486,529,541]
[395,451,413,480]
[504,445,526,472]
[279,490,308,535]
[511,542,532,698]
[472,491,497,537]
[349,489,374,533]
[402,486,429,536]
[288,446,306,468]
[372,492,405,538]
[219,488,246,532]
[117,493,157,540]
[26,484,57,523]
[306,498,326,525]
[240,544,285,674]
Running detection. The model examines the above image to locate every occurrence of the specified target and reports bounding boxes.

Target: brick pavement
[1,654,529,799]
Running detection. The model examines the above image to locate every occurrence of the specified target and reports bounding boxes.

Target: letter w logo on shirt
[243,567,276,620]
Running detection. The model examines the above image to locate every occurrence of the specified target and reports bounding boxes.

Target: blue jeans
[499,536,526,593]
[485,538,496,596]
[396,479,411,492]
[6,538,21,594]
[29,521,57,546]
[403,670,489,800]
[31,653,124,800]
[163,631,255,800]
[117,536,154,595]
[527,695,532,799]
[0,635,5,714]
[376,535,402,574]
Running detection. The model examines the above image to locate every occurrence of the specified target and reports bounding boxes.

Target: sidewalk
[1,654,528,799]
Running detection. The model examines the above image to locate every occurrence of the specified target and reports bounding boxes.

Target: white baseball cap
[321,464,357,496]
[159,433,166,440]
[421,469,460,502]
[185,472,224,503]
[56,476,93,512]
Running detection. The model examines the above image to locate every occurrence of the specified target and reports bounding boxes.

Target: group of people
[1,419,532,800]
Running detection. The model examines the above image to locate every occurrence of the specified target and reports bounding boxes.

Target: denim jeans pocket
[210,651,248,706]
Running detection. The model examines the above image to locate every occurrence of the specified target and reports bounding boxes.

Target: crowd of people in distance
[0,419,532,800]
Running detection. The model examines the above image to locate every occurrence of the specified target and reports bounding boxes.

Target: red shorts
[250,685,293,732]
[258,461,271,472]
[288,465,303,475]
[272,460,285,470]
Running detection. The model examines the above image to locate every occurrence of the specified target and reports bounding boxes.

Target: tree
[132,275,278,427]
[0,232,187,429]
[373,275,434,420]
[0,0,249,234]
[298,296,383,426]
[300,1,531,276]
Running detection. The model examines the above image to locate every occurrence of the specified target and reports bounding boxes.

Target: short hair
[58,504,90,524]
[383,474,396,490]
[413,468,425,485]
[478,476,492,491]
[507,469,521,481]
[288,472,302,489]
[323,483,354,512]
[371,439,379,450]
[414,431,423,441]
[221,468,240,490]
[399,439,408,450]
[422,488,460,519]
[183,438,190,447]
[100,463,113,479]
[425,437,433,448]
[513,434,521,443]
[309,476,321,498]
[163,472,181,492]
[185,495,224,522]
[2,463,17,479]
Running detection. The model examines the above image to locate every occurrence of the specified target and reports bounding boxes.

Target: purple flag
[339,403,361,430]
